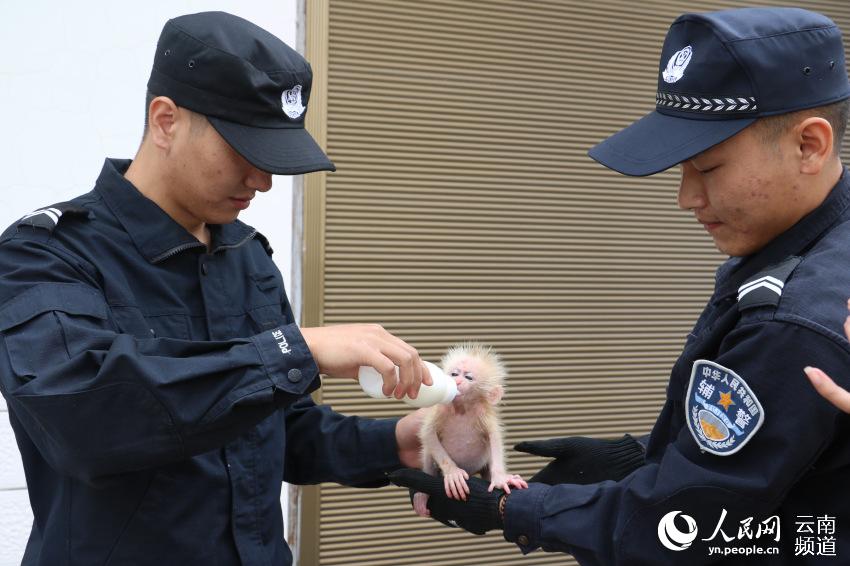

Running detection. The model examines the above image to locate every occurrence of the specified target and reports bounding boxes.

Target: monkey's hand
[488,472,528,494]
[513,434,645,485]
[391,468,503,535]
[412,492,431,517]
[443,467,470,500]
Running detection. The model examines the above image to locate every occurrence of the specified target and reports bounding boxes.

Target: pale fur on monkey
[413,342,527,517]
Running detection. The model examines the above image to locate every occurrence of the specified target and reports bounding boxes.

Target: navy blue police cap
[147,11,335,175]
[589,7,850,177]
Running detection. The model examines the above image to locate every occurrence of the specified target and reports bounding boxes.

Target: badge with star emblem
[685,360,765,456]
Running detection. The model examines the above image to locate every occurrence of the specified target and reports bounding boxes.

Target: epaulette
[16,202,90,233]
[254,231,274,256]
[737,256,802,311]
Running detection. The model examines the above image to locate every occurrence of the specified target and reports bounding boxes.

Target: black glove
[514,434,645,485]
[389,468,504,535]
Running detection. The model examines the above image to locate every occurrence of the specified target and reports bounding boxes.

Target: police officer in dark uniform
[391,7,850,564]
[808,308,850,413]
[0,12,431,566]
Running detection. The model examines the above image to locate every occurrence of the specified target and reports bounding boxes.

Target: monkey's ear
[488,384,503,405]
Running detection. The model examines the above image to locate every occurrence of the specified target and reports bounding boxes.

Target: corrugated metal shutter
[304,1,850,564]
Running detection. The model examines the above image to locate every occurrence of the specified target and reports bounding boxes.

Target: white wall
[0,2,298,563]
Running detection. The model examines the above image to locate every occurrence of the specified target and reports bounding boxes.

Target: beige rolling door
[301,1,850,564]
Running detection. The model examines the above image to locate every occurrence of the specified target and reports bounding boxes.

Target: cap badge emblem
[662,45,693,84]
[282,85,306,119]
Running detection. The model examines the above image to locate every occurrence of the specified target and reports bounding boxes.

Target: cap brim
[208,117,336,175]
[588,111,756,177]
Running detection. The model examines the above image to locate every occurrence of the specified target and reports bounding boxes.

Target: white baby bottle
[358,360,458,408]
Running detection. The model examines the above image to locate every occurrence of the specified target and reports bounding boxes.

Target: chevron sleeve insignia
[17,202,90,233]
[737,256,802,311]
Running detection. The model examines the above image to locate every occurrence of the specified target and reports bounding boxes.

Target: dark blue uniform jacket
[504,172,850,564]
[0,159,400,566]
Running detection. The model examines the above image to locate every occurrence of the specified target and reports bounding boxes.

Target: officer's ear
[146,96,180,152]
[796,116,834,175]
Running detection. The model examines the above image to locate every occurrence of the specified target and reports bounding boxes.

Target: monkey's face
[441,344,506,406]
[447,357,489,400]
[448,357,475,387]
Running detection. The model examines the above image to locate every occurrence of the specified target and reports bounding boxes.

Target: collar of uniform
[94,158,258,263]
[207,222,258,256]
[714,168,850,301]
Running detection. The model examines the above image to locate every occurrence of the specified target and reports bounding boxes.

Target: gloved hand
[514,434,645,485]
[390,469,504,535]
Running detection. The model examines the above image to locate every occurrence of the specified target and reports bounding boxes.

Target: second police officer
[392,7,850,564]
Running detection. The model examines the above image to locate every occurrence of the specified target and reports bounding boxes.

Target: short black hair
[755,98,850,155]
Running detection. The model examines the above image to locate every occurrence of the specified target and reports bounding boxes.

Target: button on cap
[287,368,302,382]
[517,535,530,546]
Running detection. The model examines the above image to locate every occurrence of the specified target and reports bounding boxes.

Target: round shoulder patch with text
[685,359,765,456]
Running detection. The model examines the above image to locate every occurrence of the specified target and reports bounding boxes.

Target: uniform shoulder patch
[254,231,274,256]
[737,256,801,311]
[17,202,90,233]
[686,360,765,456]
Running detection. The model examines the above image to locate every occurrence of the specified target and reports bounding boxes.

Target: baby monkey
[413,342,527,517]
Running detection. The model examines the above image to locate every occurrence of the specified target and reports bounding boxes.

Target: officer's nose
[677,162,707,211]
[247,167,273,192]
